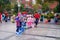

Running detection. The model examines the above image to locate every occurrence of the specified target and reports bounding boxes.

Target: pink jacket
[16,20,20,26]
[18,12,21,17]
[27,17,35,22]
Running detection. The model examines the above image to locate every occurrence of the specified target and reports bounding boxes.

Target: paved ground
[0,21,60,40]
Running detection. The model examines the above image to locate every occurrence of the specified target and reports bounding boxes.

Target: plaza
[0,21,60,40]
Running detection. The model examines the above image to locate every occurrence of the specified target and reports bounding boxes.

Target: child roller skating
[15,16,21,35]
[19,15,26,34]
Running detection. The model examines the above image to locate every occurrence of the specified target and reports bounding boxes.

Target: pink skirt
[26,22,32,27]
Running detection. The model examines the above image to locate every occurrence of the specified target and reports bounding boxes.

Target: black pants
[5,16,7,22]
[35,18,39,25]
[16,26,20,32]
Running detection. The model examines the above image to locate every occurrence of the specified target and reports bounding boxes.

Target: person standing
[4,11,8,22]
[2,13,5,21]
[0,12,2,23]
[40,14,44,22]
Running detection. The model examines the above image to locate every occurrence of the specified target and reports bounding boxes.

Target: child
[11,15,15,23]
[22,16,26,28]
[18,15,26,35]
[26,15,35,28]
[47,16,51,22]
[15,16,20,35]
[20,17,26,33]
[34,12,40,27]
[30,16,35,28]
[4,11,8,22]
[2,13,5,21]
[40,14,44,22]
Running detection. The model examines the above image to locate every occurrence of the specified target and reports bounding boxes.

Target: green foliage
[36,0,42,4]
[43,12,54,18]
[42,2,49,12]
[0,0,11,12]
[14,4,25,13]
[44,0,55,3]
[33,4,40,11]
[54,3,60,13]
[20,4,25,12]
[14,4,18,13]
[47,13,54,18]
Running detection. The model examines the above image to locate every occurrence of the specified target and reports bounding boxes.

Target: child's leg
[19,26,25,34]
[16,26,19,32]
[31,23,35,28]
[24,22,26,28]
[35,19,38,27]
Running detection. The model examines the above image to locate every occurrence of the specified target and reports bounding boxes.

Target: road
[0,21,60,40]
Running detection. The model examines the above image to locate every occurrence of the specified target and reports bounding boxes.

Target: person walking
[15,16,20,35]
[34,12,40,27]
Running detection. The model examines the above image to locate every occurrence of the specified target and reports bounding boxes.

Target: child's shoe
[16,32,19,35]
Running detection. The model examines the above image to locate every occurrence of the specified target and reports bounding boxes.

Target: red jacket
[0,13,2,19]
[34,13,40,19]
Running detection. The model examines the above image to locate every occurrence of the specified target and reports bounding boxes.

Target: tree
[56,0,60,13]
[36,0,42,4]
[0,0,11,12]
[42,2,49,12]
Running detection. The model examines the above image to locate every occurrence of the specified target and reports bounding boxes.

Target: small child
[40,14,44,22]
[2,13,5,21]
[0,13,2,23]
[11,15,15,23]
[16,15,26,35]
[26,15,35,28]
[15,16,20,35]
[22,17,26,28]
[20,17,26,33]
[30,16,35,28]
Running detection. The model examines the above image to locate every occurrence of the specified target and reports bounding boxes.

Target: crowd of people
[0,10,60,35]
[14,11,60,35]
[0,10,9,23]
[15,11,40,35]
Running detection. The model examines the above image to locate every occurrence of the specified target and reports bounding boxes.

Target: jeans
[35,18,39,25]
[16,26,20,32]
